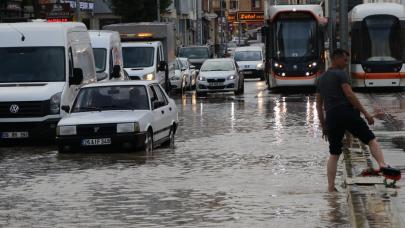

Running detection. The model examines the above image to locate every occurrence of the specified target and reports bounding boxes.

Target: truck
[103,22,176,92]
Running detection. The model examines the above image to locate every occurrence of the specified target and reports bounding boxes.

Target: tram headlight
[308,62,317,68]
[274,62,283,69]
[281,72,286,77]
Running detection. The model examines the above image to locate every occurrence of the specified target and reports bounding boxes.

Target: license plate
[81,138,111,146]
[243,71,253,74]
[1,132,29,139]
[244,65,250,68]
[209,82,224,87]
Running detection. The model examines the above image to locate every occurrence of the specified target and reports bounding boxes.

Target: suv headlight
[227,75,236,80]
[117,122,140,133]
[57,125,77,136]
[50,92,62,114]
[144,73,155,80]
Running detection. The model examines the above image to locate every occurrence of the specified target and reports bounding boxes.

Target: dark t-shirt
[316,68,351,112]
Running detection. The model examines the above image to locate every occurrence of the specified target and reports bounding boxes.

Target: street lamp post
[76,0,81,22]
[157,0,160,22]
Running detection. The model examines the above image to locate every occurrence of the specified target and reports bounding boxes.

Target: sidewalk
[343,135,405,227]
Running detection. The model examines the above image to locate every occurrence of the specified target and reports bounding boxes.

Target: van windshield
[93,48,107,73]
[234,51,262,61]
[0,47,65,83]
[122,47,154,68]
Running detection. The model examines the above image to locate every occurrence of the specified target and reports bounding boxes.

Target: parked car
[196,58,244,96]
[0,22,97,141]
[89,30,128,81]
[56,81,178,153]
[178,57,197,90]
[234,46,265,80]
[226,42,238,57]
[170,58,187,93]
[177,45,212,70]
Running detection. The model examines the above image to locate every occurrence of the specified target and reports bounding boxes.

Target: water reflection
[0,82,349,227]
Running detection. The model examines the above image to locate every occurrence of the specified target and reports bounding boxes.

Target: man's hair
[331,48,350,60]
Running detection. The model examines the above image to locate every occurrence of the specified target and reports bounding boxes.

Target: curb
[343,136,405,227]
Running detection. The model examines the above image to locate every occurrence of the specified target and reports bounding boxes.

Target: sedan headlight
[198,76,206,81]
[144,73,155,80]
[117,122,140,133]
[50,92,62,114]
[227,75,236,80]
[57,125,77,136]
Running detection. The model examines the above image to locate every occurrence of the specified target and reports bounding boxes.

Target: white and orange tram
[264,5,327,89]
[350,3,405,88]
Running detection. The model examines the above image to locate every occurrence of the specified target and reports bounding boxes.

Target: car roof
[205,58,234,62]
[82,80,156,88]
[235,46,263,52]
[180,45,209,49]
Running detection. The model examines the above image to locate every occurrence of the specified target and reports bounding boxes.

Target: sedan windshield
[201,61,234,71]
[178,47,209,59]
[234,51,262,61]
[93,48,107,73]
[123,47,154,68]
[0,47,65,83]
[72,85,149,112]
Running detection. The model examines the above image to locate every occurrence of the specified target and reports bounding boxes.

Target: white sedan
[196,58,244,96]
[56,81,178,153]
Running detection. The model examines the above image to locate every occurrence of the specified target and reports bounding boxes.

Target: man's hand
[365,113,375,125]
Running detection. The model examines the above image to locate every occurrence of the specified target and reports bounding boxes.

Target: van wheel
[143,131,153,154]
[196,91,206,97]
[58,144,68,153]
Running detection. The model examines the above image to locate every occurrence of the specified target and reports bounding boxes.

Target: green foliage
[111,0,172,22]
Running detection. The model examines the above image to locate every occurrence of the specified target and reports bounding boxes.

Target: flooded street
[0,81,353,227]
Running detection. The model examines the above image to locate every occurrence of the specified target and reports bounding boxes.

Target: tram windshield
[352,15,403,62]
[274,18,318,61]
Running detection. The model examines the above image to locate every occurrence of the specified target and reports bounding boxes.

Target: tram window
[358,15,402,62]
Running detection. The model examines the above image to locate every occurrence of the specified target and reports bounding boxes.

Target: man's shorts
[326,105,375,155]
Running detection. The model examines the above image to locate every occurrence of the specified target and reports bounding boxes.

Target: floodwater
[0,81,351,227]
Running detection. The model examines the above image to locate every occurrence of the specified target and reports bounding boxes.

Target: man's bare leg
[328,154,340,192]
[368,139,386,168]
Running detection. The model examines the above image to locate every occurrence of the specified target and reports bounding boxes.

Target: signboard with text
[227,13,236,23]
[237,12,264,22]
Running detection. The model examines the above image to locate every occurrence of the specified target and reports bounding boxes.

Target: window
[251,0,261,9]
[230,0,238,10]
[153,84,168,105]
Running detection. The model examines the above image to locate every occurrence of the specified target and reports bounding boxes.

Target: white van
[122,41,169,84]
[89,30,128,81]
[234,46,265,80]
[0,22,97,141]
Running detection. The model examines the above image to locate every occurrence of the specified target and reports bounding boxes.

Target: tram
[350,3,405,88]
[264,5,327,89]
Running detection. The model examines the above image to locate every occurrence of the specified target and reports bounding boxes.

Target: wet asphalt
[0,80,372,227]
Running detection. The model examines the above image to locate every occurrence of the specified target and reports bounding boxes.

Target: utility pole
[157,0,160,22]
[327,0,336,52]
[76,0,81,22]
[339,0,348,51]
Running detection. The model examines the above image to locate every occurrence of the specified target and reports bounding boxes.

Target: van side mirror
[111,65,121,79]
[158,61,167,72]
[61,105,70,113]
[70,68,83,85]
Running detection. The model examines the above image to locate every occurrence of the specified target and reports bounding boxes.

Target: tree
[111,0,172,22]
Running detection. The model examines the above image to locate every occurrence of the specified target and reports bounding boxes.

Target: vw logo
[293,65,298,70]
[9,104,19,114]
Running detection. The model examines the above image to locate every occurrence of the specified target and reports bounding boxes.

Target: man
[316,49,391,192]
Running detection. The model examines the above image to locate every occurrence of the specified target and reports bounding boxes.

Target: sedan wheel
[163,126,175,149]
[143,131,153,154]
